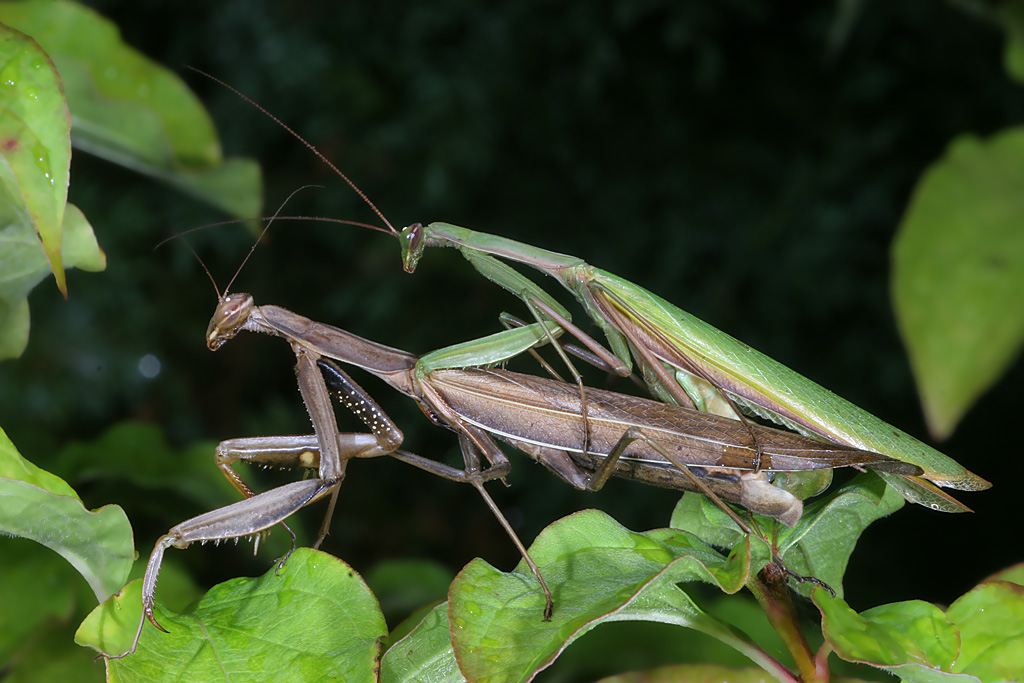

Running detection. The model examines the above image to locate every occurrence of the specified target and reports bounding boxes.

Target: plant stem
[749,564,826,683]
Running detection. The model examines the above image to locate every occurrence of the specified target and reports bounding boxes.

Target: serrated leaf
[0,22,71,295]
[444,509,778,683]
[0,0,262,218]
[893,126,1024,439]
[79,549,387,683]
[0,426,133,602]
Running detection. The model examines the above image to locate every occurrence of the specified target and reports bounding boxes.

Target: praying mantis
[191,69,985,514]
[393,222,990,512]
[188,67,989,522]
[105,70,983,667]
[109,285,919,658]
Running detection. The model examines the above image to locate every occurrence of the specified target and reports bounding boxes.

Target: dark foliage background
[1,0,1020,630]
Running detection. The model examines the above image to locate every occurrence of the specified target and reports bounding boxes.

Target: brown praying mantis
[108,281,919,658]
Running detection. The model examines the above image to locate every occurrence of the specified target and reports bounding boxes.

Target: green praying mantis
[394,221,991,512]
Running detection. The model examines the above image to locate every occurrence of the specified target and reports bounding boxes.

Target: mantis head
[207,293,255,351]
[400,223,426,273]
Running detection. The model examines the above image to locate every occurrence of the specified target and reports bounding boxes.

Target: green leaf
[775,473,904,599]
[893,126,1024,439]
[997,0,1024,85]
[54,421,237,509]
[670,474,903,600]
[0,21,72,295]
[947,581,1024,681]
[0,0,262,218]
[0,201,104,358]
[381,602,467,683]
[818,568,1024,682]
[0,539,77,664]
[667,492,777,574]
[0,297,28,360]
[0,478,132,604]
[4,612,106,683]
[816,592,959,672]
[381,598,447,654]
[595,663,875,683]
[669,492,752,549]
[1,423,77,498]
[443,509,780,683]
[79,549,387,682]
[528,596,790,680]
[979,562,1024,587]
[365,557,453,624]
[0,426,134,602]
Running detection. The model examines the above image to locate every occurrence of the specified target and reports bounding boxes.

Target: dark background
[2,0,1021,636]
